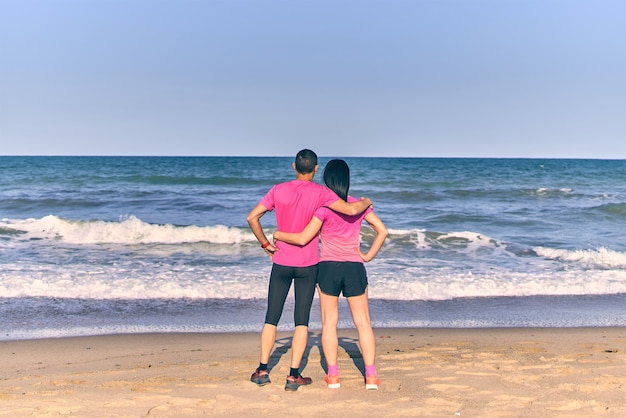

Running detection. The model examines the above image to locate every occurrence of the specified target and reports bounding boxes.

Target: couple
[246,149,388,391]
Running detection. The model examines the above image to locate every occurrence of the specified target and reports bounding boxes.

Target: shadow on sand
[268,331,364,378]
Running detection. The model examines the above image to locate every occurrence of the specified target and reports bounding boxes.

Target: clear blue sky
[1,0,624,158]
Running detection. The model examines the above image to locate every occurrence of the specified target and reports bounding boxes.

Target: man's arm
[246,203,275,255]
[328,197,372,216]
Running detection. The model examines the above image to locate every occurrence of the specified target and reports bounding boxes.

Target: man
[246,149,372,391]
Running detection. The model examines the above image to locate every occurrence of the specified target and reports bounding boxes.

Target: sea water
[1,156,626,340]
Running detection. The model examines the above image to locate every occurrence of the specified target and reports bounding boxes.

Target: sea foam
[534,246,626,268]
[1,215,256,245]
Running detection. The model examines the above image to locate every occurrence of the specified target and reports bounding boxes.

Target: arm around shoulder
[329,197,372,216]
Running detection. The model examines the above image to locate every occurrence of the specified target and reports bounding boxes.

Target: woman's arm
[359,211,388,262]
[273,217,323,246]
[329,197,372,216]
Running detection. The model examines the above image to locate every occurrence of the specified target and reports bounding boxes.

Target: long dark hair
[323,159,350,201]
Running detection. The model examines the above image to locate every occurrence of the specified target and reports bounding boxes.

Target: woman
[273,159,388,390]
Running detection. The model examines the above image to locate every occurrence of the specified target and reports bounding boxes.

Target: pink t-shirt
[315,196,373,263]
[260,180,340,267]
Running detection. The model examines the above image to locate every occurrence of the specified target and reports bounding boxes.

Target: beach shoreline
[1,327,625,417]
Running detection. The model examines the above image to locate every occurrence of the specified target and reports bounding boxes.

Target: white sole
[327,383,341,389]
[365,384,379,390]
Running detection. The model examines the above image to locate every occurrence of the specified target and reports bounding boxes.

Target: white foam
[3,217,626,301]
[534,246,626,268]
[534,187,573,196]
[436,231,499,251]
[368,267,626,301]
[0,262,272,299]
[0,215,257,245]
[386,228,503,254]
[3,258,626,301]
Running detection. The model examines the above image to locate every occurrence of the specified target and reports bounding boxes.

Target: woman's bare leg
[319,288,339,368]
[346,288,376,367]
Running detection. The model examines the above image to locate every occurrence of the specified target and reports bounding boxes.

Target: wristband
[261,241,271,249]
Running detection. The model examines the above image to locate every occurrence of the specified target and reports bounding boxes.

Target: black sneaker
[284,374,312,391]
[250,368,271,386]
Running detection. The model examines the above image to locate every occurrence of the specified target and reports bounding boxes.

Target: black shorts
[317,261,368,298]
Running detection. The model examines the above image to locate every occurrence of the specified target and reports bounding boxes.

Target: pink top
[315,196,373,263]
[260,180,339,267]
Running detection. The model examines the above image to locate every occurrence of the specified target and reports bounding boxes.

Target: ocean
[1,156,626,340]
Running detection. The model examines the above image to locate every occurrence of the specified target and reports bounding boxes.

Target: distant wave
[0,215,257,245]
[534,246,626,269]
[5,216,626,271]
[374,186,584,203]
[594,202,626,217]
[532,187,574,196]
[384,228,505,252]
[385,228,626,263]
[121,174,267,186]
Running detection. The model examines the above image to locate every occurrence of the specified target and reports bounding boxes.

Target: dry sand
[1,327,625,417]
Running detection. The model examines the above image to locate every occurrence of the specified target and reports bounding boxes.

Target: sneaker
[284,374,312,391]
[250,368,271,386]
[365,375,380,390]
[324,374,341,389]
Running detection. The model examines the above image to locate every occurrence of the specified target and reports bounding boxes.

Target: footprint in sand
[427,383,473,392]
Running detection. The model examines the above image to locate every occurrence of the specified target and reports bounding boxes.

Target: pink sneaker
[324,374,341,389]
[365,375,380,390]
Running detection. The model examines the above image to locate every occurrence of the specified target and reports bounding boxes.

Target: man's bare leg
[250,323,276,386]
[283,325,313,391]
[260,323,277,363]
[290,325,308,369]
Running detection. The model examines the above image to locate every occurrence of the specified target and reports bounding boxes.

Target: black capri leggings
[264,263,318,327]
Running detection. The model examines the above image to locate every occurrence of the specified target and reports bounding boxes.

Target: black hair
[294,149,318,174]
[323,159,350,201]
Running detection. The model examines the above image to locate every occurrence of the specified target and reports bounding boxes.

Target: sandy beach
[1,327,625,417]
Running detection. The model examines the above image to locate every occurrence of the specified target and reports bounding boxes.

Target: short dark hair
[323,159,350,201]
[294,149,318,174]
